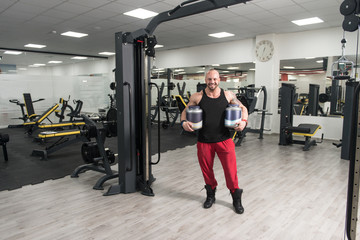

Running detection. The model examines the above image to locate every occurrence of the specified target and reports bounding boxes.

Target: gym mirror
[278,55,356,117]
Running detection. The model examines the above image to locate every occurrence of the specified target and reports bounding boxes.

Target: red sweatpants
[197,138,239,192]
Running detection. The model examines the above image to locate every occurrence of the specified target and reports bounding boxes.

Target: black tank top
[198,88,230,143]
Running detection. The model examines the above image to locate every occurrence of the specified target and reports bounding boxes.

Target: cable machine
[340,0,360,238]
[105,0,251,197]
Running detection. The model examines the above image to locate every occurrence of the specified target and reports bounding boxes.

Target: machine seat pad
[291,124,321,136]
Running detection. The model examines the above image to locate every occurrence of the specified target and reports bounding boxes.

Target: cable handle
[124,82,133,172]
[149,82,161,165]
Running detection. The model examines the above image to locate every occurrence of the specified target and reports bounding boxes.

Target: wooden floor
[0,133,358,240]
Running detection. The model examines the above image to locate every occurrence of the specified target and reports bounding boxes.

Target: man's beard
[207,83,218,90]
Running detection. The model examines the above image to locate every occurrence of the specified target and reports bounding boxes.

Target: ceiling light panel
[291,17,323,26]
[24,44,46,48]
[61,31,88,38]
[4,51,22,55]
[208,32,235,38]
[123,8,158,19]
[99,52,115,56]
[71,56,88,60]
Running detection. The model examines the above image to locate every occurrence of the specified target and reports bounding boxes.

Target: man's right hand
[182,121,194,132]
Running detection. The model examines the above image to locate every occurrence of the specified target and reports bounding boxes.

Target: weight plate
[340,0,356,16]
[343,15,359,32]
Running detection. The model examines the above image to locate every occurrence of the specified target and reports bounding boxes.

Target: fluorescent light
[249,68,256,71]
[99,52,115,56]
[316,60,323,63]
[283,66,295,69]
[212,64,220,66]
[292,17,323,26]
[4,51,22,55]
[48,61,63,64]
[61,31,88,38]
[227,66,239,70]
[197,70,205,73]
[208,32,235,38]
[124,8,158,19]
[71,56,88,60]
[33,63,46,66]
[174,69,184,72]
[154,44,164,48]
[24,44,46,49]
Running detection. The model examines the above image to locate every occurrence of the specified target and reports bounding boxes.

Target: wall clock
[255,40,274,62]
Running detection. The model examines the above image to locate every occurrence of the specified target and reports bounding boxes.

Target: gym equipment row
[279,83,323,151]
[231,85,271,146]
[0,133,9,161]
[23,97,84,136]
[31,105,117,161]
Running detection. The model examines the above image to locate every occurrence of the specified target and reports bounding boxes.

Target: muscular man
[180,69,248,214]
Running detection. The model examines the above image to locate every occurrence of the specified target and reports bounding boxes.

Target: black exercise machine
[71,115,118,190]
[340,78,358,160]
[0,133,9,161]
[232,85,270,146]
[8,93,44,128]
[55,96,83,123]
[345,76,360,240]
[105,0,251,197]
[279,83,323,151]
[151,69,179,128]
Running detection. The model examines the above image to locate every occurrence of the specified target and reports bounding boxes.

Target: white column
[254,34,280,134]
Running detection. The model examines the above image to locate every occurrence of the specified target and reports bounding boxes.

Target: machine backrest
[175,95,187,113]
[23,93,36,118]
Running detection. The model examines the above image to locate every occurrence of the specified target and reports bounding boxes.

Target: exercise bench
[281,123,322,151]
[31,129,89,160]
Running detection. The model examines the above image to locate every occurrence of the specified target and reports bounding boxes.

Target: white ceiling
[0,0,344,67]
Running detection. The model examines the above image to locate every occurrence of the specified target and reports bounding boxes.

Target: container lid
[189,106,200,109]
[228,104,239,107]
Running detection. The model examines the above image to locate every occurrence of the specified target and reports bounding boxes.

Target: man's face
[205,70,220,91]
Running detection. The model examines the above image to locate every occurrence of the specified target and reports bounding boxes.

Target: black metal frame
[106,0,251,197]
[279,83,322,151]
[341,81,359,160]
[0,134,9,161]
[233,85,268,146]
[345,81,360,240]
[307,84,319,116]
